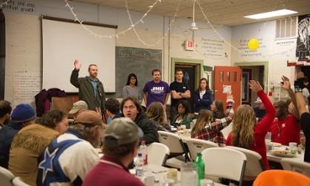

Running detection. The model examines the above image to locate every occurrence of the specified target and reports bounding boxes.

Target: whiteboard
[42,18,116,92]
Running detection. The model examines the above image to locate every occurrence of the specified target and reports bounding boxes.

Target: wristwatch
[295,86,303,93]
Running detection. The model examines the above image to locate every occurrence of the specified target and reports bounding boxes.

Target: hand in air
[74,60,81,70]
[281,75,291,90]
[249,80,262,92]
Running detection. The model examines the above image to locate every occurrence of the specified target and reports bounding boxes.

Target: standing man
[170,69,191,120]
[70,60,106,117]
[143,69,170,108]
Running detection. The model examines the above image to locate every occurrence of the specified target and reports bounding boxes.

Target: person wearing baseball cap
[37,110,103,186]
[68,100,88,125]
[0,103,36,168]
[83,118,144,186]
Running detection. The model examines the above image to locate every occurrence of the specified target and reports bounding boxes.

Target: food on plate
[271,142,281,147]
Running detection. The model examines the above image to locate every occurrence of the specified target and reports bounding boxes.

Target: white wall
[232,21,298,97]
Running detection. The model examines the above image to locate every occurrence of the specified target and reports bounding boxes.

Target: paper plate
[271,142,282,147]
[271,150,296,157]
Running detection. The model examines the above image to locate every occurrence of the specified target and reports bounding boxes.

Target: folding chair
[281,158,310,177]
[12,177,30,186]
[0,166,14,186]
[147,142,170,166]
[158,131,189,168]
[201,147,247,186]
[227,146,265,181]
[185,138,218,161]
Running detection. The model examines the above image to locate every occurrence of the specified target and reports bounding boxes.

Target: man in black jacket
[70,60,106,117]
[120,97,158,145]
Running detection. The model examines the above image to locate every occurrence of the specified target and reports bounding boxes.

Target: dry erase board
[115,47,162,98]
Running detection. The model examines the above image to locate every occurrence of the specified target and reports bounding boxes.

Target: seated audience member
[226,80,276,171]
[83,118,144,186]
[121,97,159,145]
[0,100,12,129]
[104,98,121,124]
[171,100,192,129]
[37,110,69,134]
[37,110,102,186]
[8,110,69,185]
[295,87,310,163]
[68,100,88,124]
[191,93,234,146]
[146,102,171,131]
[253,97,266,121]
[0,104,35,168]
[211,99,225,119]
[269,76,301,146]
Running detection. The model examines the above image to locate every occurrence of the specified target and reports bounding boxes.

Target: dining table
[130,163,226,186]
[267,144,305,164]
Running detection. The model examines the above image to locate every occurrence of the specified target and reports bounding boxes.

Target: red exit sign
[185,40,195,51]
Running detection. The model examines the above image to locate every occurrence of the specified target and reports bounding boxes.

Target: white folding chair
[0,166,14,186]
[158,131,189,168]
[227,146,265,180]
[12,177,30,186]
[185,138,218,161]
[158,131,188,158]
[147,142,170,166]
[281,158,310,177]
[202,147,247,186]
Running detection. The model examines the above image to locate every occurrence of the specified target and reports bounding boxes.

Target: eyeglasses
[123,105,136,110]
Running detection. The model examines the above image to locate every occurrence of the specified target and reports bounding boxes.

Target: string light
[124,0,181,47]
[0,0,11,9]
[63,0,297,57]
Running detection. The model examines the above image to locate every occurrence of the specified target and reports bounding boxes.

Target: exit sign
[185,40,195,51]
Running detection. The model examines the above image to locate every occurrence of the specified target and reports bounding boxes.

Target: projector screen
[42,17,116,93]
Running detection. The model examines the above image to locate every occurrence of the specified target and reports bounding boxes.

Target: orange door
[214,66,242,110]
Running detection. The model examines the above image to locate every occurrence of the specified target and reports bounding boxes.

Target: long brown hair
[146,102,166,127]
[196,78,210,92]
[191,109,213,136]
[231,105,256,149]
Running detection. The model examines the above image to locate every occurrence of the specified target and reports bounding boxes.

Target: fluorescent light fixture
[245,9,297,19]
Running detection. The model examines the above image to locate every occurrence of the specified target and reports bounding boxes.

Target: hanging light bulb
[190,0,198,31]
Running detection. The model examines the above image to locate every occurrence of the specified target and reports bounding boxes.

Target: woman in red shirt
[226,80,276,170]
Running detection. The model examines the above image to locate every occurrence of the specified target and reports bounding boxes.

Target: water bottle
[265,131,272,151]
[135,153,144,177]
[195,152,205,186]
[139,140,148,165]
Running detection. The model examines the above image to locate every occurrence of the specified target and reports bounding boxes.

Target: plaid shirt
[192,106,234,145]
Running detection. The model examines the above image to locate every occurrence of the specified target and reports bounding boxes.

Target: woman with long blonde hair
[226,80,275,170]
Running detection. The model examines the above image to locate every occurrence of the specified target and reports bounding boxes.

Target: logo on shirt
[151,87,165,94]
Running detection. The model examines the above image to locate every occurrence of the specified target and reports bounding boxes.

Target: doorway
[171,58,204,112]
[235,62,268,106]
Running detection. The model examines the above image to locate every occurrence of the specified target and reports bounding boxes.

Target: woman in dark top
[193,78,213,113]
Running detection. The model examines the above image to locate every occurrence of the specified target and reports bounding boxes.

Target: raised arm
[296,92,309,116]
[250,80,275,133]
[70,60,81,88]
[281,75,300,119]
